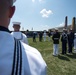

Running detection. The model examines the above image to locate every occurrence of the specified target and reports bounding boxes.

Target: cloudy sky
[9,0,76,31]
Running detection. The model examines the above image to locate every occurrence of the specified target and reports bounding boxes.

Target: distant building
[49,17,76,32]
[49,25,71,32]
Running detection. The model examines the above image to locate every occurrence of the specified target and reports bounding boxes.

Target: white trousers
[43,37,46,41]
[53,44,59,55]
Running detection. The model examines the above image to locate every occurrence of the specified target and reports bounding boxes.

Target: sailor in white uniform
[0,0,47,75]
[43,30,47,42]
[11,22,28,45]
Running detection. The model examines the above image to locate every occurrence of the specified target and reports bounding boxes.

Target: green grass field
[28,37,76,75]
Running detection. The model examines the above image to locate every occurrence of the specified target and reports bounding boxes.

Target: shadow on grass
[58,55,70,61]
[66,53,76,59]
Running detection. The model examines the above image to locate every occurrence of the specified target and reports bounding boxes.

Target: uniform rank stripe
[15,40,20,75]
[17,40,21,75]
[11,38,17,75]
[19,41,22,75]
[11,39,22,75]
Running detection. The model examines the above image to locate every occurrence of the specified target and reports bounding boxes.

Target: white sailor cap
[13,22,21,26]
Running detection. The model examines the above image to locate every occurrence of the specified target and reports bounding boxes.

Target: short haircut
[0,0,13,17]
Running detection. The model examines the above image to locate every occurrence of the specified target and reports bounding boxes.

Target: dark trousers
[68,41,73,53]
[33,37,36,42]
[62,42,67,54]
[39,37,42,42]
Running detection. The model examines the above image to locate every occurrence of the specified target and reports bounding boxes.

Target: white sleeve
[22,33,29,45]
[21,43,47,75]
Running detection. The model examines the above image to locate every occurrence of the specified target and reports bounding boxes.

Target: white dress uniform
[43,32,47,42]
[0,26,47,75]
[11,32,28,45]
[53,44,59,56]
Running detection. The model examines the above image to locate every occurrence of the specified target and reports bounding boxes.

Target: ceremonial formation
[0,0,76,75]
[31,27,75,56]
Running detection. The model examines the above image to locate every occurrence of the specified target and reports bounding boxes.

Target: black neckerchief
[0,26,10,33]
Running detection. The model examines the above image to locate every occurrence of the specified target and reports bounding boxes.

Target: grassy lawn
[28,37,76,75]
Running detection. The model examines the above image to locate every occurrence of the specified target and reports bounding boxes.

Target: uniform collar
[0,26,10,33]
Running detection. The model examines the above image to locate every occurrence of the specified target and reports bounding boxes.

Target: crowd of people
[1,0,76,75]
[32,28,76,57]
[32,30,52,42]
[52,28,75,56]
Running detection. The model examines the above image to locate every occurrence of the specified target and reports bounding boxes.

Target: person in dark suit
[33,31,37,42]
[39,31,43,42]
[47,31,51,41]
[67,29,74,53]
[61,28,68,54]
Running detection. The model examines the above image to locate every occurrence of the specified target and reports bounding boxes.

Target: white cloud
[59,22,64,27]
[32,0,35,2]
[40,9,53,18]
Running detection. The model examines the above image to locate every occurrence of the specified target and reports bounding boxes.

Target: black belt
[11,38,22,75]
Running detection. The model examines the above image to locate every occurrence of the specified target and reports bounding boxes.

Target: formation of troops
[32,28,76,56]
[52,28,74,56]
[11,23,75,56]
[0,0,76,75]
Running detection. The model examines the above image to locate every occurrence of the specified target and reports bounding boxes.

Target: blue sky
[9,0,76,31]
